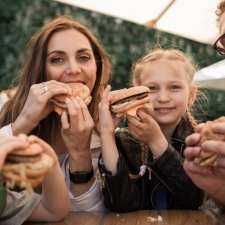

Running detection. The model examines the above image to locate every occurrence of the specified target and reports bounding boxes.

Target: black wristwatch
[69,169,94,184]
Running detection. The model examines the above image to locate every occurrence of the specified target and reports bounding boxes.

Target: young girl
[98,48,203,212]
[0,134,70,225]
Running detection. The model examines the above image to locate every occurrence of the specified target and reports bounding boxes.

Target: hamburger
[51,83,92,115]
[194,117,225,167]
[2,138,54,191]
[110,86,152,117]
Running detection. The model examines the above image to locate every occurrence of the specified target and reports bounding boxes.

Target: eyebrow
[47,48,92,56]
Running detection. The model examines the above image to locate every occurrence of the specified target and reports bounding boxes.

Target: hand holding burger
[194,117,225,167]
[2,135,55,190]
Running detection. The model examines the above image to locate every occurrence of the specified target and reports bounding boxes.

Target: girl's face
[138,59,195,127]
[46,29,97,92]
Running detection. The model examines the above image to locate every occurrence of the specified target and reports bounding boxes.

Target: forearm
[101,133,119,175]
[148,135,168,158]
[12,115,38,135]
[41,163,70,219]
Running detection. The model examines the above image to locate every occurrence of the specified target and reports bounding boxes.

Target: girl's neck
[160,120,180,140]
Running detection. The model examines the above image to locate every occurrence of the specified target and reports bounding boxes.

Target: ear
[188,84,198,107]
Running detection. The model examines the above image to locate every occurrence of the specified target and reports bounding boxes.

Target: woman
[0,15,111,212]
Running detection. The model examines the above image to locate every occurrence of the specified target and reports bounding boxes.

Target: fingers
[215,157,225,169]
[0,136,29,168]
[63,97,94,131]
[61,110,70,129]
[183,159,212,176]
[201,140,225,156]
[184,146,201,160]
[185,133,201,146]
[76,96,93,125]
[127,115,142,129]
[211,122,225,134]
[31,80,70,99]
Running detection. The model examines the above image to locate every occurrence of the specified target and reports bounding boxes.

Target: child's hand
[127,105,168,157]
[98,85,120,136]
[0,135,29,170]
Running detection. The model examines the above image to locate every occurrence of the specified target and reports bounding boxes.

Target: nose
[64,60,81,75]
[157,90,171,103]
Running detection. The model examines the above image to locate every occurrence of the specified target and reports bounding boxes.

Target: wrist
[69,153,92,172]
[148,137,168,158]
[12,115,38,135]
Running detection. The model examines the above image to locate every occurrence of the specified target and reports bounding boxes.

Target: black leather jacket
[99,118,204,212]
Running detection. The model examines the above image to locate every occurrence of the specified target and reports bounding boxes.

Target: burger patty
[111,92,149,106]
[6,154,42,163]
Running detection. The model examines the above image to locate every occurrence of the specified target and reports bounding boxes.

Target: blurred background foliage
[0,0,225,121]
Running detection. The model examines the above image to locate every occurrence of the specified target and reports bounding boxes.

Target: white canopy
[55,0,219,44]
[194,59,225,90]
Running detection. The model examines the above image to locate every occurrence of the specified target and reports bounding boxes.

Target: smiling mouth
[155,107,175,113]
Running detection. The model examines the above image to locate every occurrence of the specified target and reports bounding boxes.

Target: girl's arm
[98,85,119,175]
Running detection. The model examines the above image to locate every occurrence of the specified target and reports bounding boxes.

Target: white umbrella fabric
[194,59,225,90]
[54,0,219,44]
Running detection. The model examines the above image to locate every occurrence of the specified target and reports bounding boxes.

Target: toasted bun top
[110,86,150,104]
[8,143,43,157]
[52,83,91,107]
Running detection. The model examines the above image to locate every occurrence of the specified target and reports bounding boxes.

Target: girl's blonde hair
[131,48,198,128]
[216,0,225,22]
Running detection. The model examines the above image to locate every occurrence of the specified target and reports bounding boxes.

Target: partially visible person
[0,16,111,212]
[98,48,203,212]
[0,88,17,109]
[183,0,225,207]
[0,134,70,225]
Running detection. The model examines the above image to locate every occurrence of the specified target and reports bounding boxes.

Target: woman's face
[46,29,97,92]
[138,59,195,127]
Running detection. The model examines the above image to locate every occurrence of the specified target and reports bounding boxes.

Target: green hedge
[0,0,225,120]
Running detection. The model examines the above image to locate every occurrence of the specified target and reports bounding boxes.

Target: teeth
[156,108,173,113]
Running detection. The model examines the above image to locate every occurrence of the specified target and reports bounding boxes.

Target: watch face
[69,169,94,184]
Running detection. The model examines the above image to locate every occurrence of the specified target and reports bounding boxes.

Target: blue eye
[50,57,64,64]
[148,86,158,92]
[78,55,91,63]
[170,85,182,91]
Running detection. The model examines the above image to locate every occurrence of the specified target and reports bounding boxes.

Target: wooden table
[24,210,225,225]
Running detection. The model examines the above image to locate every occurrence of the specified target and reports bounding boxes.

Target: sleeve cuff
[0,124,13,137]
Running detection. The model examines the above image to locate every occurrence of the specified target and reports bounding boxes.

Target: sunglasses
[213,33,225,55]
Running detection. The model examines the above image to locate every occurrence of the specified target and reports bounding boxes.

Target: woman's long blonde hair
[0,16,111,142]
[131,48,198,128]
